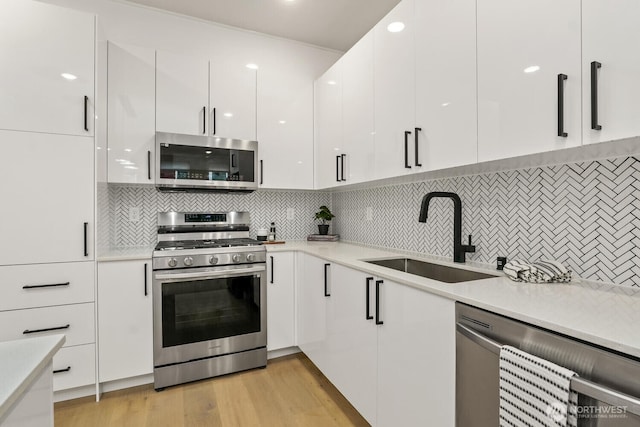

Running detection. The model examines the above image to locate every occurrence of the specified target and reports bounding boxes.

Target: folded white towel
[503,259,572,283]
[499,346,578,427]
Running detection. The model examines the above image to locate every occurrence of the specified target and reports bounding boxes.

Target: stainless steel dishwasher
[456,303,640,426]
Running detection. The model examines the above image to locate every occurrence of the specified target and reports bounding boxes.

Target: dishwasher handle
[456,323,640,417]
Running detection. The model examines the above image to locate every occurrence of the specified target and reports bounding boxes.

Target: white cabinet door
[156,50,209,136]
[0,131,93,265]
[296,254,332,376]
[582,0,640,144]
[98,260,153,382]
[267,252,295,351]
[377,279,456,427]
[210,61,256,141]
[414,0,477,171]
[477,0,581,162]
[0,0,94,136]
[341,32,375,185]
[314,62,343,189]
[328,264,377,426]
[373,0,416,180]
[107,43,156,184]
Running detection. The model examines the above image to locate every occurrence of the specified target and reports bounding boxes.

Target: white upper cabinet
[477,0,582,162]
[0,0,94,136]
[314,62,344,189]
[373,0,416,179]
[341,32,375,185]
[107,43,156,184]
[582,0,640,144]
[156,50,209,136]
[414,0,477,171]
[210,61,257,141]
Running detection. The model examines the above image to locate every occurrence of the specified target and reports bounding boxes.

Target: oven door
[153,264,266,367]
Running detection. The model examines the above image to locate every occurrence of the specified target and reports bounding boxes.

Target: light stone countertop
[0,334,65,420]
[97,246,154,262]
[266,241,640,359]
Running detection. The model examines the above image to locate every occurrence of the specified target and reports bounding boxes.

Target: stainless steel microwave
[155,132,258,192]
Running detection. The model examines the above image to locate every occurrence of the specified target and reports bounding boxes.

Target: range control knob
[183,257,194,266]
[167,258,177,268]
[232,254,243,263]
[246,253,255,262]
[209,256,219,265]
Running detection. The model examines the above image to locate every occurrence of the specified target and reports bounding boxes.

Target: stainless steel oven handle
[457,323,640,416]
[155,265,266,281]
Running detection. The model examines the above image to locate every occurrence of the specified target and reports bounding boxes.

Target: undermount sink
[365,258,497,283]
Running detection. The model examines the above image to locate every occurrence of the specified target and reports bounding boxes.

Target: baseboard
[268,346,300,360]
[54,385,96,403]
[99,374,154,395]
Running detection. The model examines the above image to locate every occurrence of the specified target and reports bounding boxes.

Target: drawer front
[0,262,94,311]
[0,303,94,346]
[53,344,96,391]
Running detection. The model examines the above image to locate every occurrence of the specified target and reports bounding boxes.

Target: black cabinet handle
[53,366,71,374]
[212,107,217,135]
[144,263,148,296]
[202,106,207,134]
[414,127,422,166]
[83,96,89,132]
[366,277,374,320]
[341,154,346,182]
[147,151,152,180]
[324,263,330,297]
[231,154,237,168]
[336,155,341,182]
[260,160,264,185]
[24,324,70,335]
[404,131,412,169]
[591,61,602,131]
[557,74,568,137]
[270,256,274,284]
[375,280,384,325]
[83,222,89,257]
[23,282,70,290]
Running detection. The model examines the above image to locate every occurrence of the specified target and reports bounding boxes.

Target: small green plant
[314,205,335,225]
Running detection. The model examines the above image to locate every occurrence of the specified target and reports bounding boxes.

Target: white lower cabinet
[53,344,96,391]
[98,260,153,383]
[267,252,295,351]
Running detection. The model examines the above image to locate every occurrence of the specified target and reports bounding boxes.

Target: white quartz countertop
[0,334,65,420]
[266,241,640,359]
[97,246,154,262]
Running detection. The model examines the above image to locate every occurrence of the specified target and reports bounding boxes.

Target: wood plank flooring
[54,353,370,427]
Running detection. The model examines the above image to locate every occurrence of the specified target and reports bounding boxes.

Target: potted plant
[314,205,335,235]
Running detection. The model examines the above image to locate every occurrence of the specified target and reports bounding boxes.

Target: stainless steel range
[152,211,267,390]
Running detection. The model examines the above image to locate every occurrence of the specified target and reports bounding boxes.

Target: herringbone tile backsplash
[332,156,640,287]
[102,186,331,247]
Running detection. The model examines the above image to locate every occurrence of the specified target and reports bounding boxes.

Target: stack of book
[307,234,340,242]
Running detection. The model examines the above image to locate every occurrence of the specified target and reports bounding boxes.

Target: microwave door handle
[457,323,640,417]
[154,265,266,281]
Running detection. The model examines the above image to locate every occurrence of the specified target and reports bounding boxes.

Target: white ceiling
[123,0,401,51]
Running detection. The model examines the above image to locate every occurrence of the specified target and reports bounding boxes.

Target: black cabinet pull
[144,263,148,296]
[212,107,217,135]
[336,155,341,182]
[24,324,70,335]
[375,280,384,325]
[557,74,568,137]
[83,222,89,257]
[591,61,602,131]
[231,154,237,167]
[83,96,89,132]
[366,277,374,320]
[23,282,70,290]
[414,127,422,166]
[270,256,274,284]
[324,263,330,297]
[404,131,412,169]
[53,366,71,374]
[341,154,346,182]
[202,106,207,134]
[147,151,152,180]
[260,160,264,185]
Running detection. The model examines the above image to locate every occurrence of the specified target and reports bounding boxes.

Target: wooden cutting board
[262,241,286,245]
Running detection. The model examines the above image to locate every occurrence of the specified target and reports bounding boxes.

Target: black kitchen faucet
[418,192,475,263]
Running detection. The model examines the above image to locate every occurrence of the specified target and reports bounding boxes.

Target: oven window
[160,144,255,182]
[161,275,261,348]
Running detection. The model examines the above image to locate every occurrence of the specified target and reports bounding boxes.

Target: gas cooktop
[155,238,263,251]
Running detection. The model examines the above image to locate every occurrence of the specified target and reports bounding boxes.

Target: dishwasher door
[456,303,640,427]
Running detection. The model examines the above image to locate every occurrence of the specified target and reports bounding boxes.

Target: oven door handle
[155,265,266,281]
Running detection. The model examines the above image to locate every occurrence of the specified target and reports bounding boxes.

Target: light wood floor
[55,353,369,427]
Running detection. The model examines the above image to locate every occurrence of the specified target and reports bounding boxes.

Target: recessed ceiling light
[387,22,405,33]
[327,80,337,85]
[224,113,233,118]
[279,120,286,124]
[441,102,451,107]
[524,65,540,73]
[297,161,303,164]
[124,148,132,152]
[61,73,77,80]
[246,63,259,70]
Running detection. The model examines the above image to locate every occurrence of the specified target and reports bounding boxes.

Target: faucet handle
[463,235,476,254]
[468,234,472,245]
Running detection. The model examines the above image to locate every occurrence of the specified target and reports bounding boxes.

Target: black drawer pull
[23,282,70,290]
[557,74,568,137]
[414,127,422,166]
[83,222,89,257]
[270,256,274,284]
[24,324,70,335]
[324,263,331,297]
[404,131,412,169]
[53,366,71,374]
[375,280,384,325]
[144,263,148,297]
[147,150,152,180]
[83,96,89,132]
[591,61,602,131]
[366,277,374,320]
